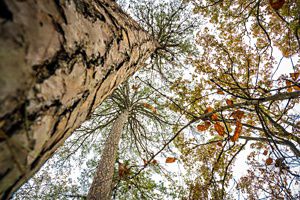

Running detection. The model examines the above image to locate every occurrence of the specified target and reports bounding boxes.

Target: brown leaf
[204,106,213,114]
[231,121,242,142]
[214,122,225,136]
[226,99,233,106]
[263,150,268,156]
[231,110,244,119]
[217,89,225,95]
[217,141,223,147]
[132,85,139,91]
[152,160,158,165]
[211,113,218,121]
[165,157,176,163]
[266,157,273,165]
[197,121,211,131]
[143,159,148,166]
[269,0,285,10]
[118,163,130,178]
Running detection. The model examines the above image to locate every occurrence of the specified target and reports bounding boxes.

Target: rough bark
[0,0,157,198]
[87,110,129,200]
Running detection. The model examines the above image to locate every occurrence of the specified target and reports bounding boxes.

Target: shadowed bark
[0,0,157,198]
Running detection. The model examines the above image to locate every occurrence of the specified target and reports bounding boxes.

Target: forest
[0,0,299,199]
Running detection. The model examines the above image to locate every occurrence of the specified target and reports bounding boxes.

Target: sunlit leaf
[231,121,242,142]
[197,121,211,131]
[165,157,176,163]
[286,80,293,92]
[211,113,218,121]
[217,89,225,95]
[290,72,299,81]
[204,106,213,114]
[214,122,225,136]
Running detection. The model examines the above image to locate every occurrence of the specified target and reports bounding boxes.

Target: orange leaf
[290,72,299,81]
[293,85,300,91]
[231,110,244,119]
[231,121,242,142]
[214,122,225,136]
[286,80,293,92]
[263,150,268,156]
[165,157,176,163]
[211,113,218,121]
[217,89,225,95]
[269,0,285,10]
[197,121,211,131]
[143,103,157,113]
[204,106,213,114]
[266,157,273,165]
[226,99,233,106]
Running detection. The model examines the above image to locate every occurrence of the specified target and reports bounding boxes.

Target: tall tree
[0,0,157,198]
[86,80,178,199]
[87,110,129,200]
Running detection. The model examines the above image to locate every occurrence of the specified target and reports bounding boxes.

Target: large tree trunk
[87,110,129,200]
[0,0,157,198]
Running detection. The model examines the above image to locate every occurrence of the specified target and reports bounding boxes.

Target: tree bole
[87,110,129,200]
[0,0,157,198]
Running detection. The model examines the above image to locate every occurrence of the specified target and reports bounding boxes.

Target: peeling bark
[0,0,157,198]
[87,110,129,200]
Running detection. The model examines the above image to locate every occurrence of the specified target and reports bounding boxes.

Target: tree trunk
[87,110,129,200]
[0,0,157,198]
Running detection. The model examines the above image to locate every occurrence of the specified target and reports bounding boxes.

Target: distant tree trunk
[0,0,157,198]
[87,110,129,200]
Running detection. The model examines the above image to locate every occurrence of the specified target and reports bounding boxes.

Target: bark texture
[0,0,157,198]
[87,110,129,200]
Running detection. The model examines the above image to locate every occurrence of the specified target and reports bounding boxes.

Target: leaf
[217,141,223,147]
[132,85,139,91]
[286,80,293,92]
[152,160,158,165]
[197,121,211,131]
[214,122,225,136]
[143,103,157,113]
[204,106,213,114]
[293,85,300,91]
[165,157,176,163]
[231,121,242,142]
[231,110,244,119]
[226,99,233,106]
[143,159,148,166]
[217,89,225,95]
[118,163,130,178]
[266,157,273,165]
[211,113,218,121]
[263,150,268,155]
[290,72,299,81]
[269,0,285,10]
